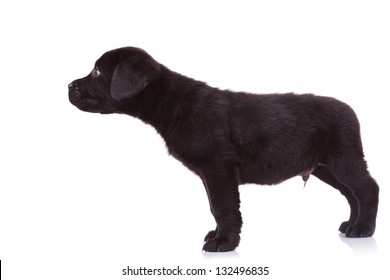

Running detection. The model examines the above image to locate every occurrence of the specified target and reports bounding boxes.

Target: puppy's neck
[120,65,210,139]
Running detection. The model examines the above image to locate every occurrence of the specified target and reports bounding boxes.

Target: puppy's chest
[166,144,199,173]
[164,134,227,173]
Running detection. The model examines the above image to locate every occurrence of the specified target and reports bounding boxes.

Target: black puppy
[69,47,379,252]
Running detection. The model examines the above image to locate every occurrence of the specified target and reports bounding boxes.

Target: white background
[1,0,389,279]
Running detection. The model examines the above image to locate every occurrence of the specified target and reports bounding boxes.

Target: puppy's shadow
[339,233,378,256]
[202,250,240,259]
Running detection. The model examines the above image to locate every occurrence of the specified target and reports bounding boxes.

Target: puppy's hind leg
[201,168,242,252]
[327,158,379,238]
[312,165,359,233]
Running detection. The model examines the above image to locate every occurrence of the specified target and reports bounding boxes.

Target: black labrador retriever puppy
[69,47,379,252]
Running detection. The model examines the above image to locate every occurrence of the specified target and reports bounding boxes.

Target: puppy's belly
[237,162,309,185]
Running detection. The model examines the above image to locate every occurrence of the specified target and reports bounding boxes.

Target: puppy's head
[68,47,161,114]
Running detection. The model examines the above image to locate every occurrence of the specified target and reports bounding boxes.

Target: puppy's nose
[68,81,78,89]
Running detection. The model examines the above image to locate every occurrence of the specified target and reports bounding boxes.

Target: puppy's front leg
[201,170,242,252]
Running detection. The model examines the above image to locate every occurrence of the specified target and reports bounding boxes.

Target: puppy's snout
[68,81,78,90]
[68,80,82,104]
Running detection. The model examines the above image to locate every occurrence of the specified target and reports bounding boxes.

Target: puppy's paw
[339,221,351,233]
[345,224,375,238]
[202,233,240,252]
[204,230,217,241]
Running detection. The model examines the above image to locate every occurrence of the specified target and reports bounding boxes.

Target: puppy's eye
[91,67,101,78]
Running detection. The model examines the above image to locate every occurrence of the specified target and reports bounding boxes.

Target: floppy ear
[110,60,150,101]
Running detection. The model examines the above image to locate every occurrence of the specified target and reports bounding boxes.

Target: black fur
[69,47,379,252]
